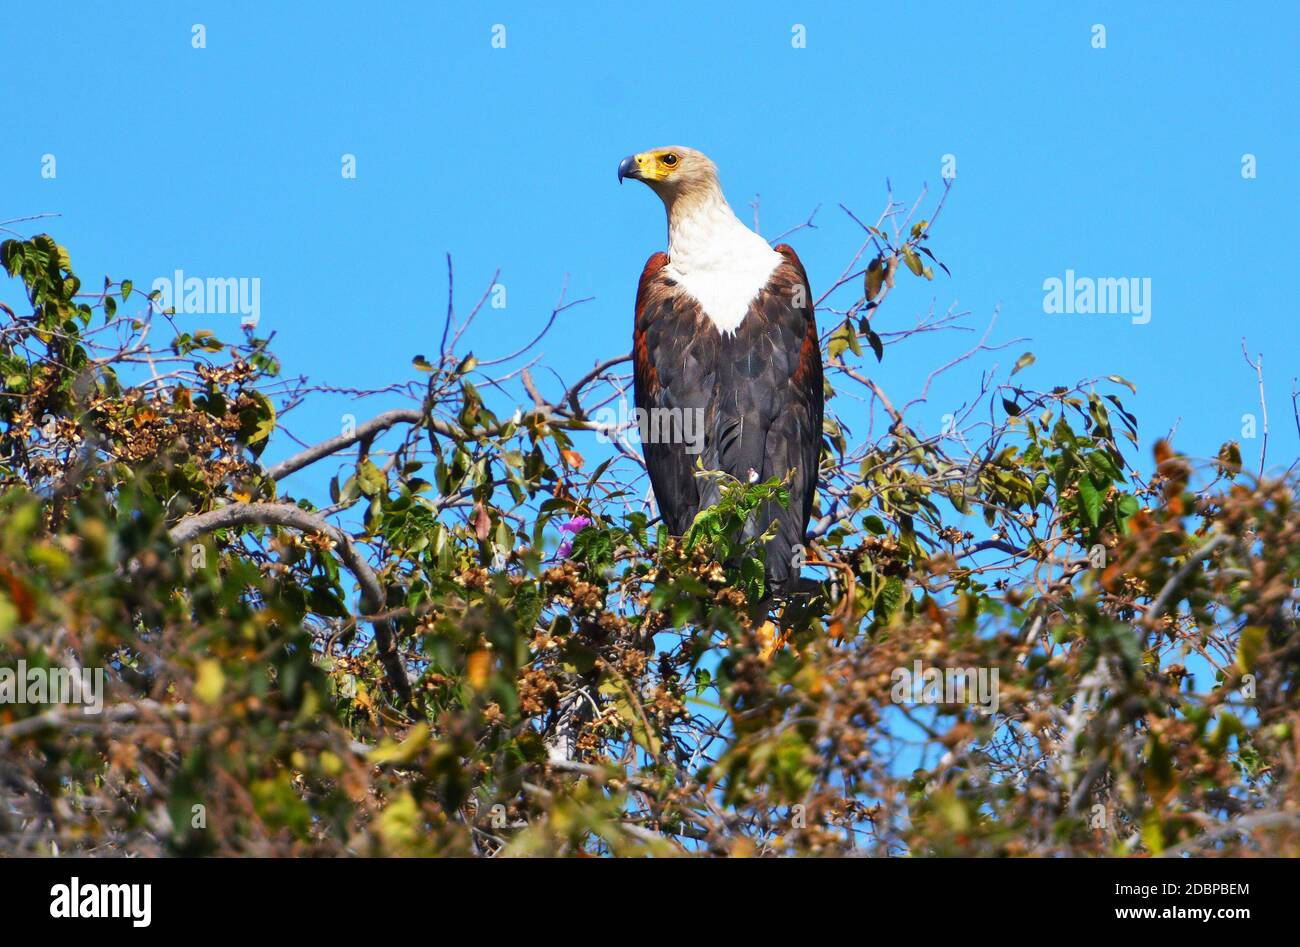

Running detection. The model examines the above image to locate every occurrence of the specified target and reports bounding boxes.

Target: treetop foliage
[1,189,1296,856]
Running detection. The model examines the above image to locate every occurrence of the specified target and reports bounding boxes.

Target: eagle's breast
[663,201,784,335]
[663,253,782,335]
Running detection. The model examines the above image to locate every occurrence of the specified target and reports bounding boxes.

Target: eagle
[619,146,824,595]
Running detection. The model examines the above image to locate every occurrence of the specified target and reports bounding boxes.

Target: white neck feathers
[663,189,781,336]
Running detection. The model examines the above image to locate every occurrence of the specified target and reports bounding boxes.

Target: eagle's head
[618,146,720,210]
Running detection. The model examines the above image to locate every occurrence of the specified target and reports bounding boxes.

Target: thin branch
[267,408,429,481]
[1144,534,1230,626]
[1241,338,1268,478]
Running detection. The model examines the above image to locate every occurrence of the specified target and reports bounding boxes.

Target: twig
[1144,534,1230,626]
[1241,338,1268,478]
[267,408,429,481]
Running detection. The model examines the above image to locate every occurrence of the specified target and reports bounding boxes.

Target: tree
[0,185,1296,857]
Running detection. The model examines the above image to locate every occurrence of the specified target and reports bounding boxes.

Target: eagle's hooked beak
[617,154,642,184]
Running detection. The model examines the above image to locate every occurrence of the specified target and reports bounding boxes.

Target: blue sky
[3,1,1297,485]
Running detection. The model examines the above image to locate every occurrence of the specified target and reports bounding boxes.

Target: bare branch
[267,408,429,481]
[1242,338,1268,478]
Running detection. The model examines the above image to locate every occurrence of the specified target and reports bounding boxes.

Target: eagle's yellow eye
[661,153,679,168]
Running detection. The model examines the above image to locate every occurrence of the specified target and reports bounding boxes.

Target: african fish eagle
[619,146,824,593]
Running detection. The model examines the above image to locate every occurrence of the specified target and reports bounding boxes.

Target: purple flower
[555,516,592,560]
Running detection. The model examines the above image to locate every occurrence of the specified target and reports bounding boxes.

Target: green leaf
[828,323,854,359]
[356,459,386,497]
[1237,626,1266,673]
[845,322,862,357]
[1076,475,1101,527]
[876,576,904,621]
[1011,352,1035,376]
[192,329,224,352]
[902,247,924,276]
[238,391,277,456]
[338,475,361,505]
[368,724,430,765]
